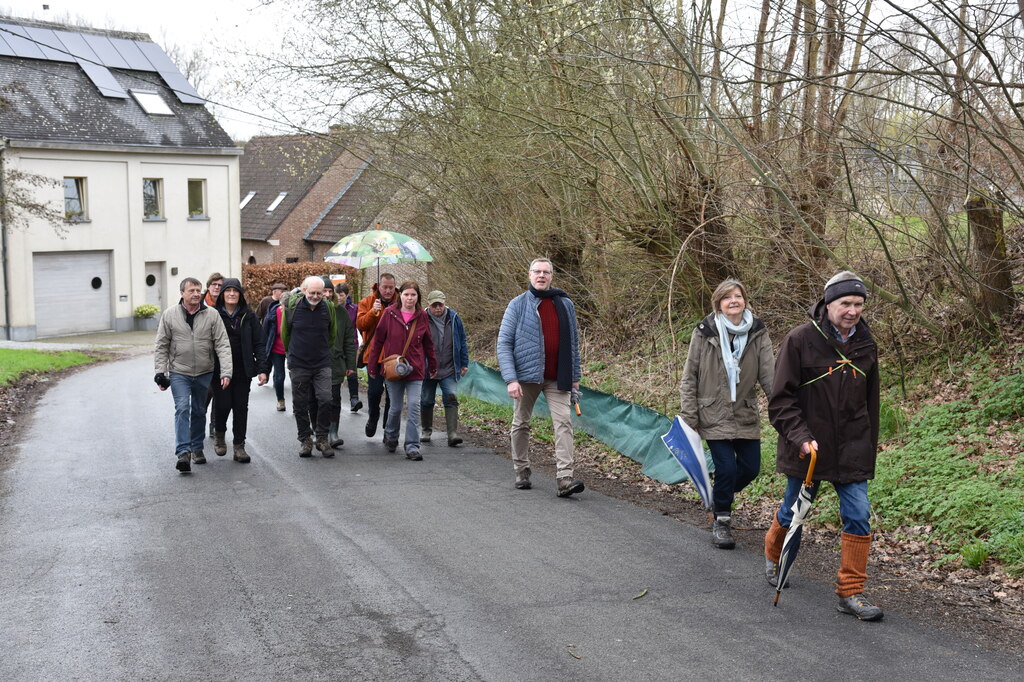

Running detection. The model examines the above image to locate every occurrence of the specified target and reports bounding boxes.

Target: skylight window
[265,192,287,213]
[239,191,256,210]
[130,90,174,116]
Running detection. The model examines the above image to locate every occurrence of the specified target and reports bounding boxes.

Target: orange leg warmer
[836,532,872,597]
[764,515,788,563]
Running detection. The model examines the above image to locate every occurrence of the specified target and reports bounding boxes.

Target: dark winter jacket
[331,301,358,383]
[768,300,880,484]
[679,313,775,440]
[367,306,437,382]
[215,303,269,379]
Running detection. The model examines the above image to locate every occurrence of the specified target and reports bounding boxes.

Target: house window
[239,191,256,210]
[265,192,287,213]
[188,179,207,218]
[285,257,299,263]
[63,177,87,221]
[130,90,174,116]
[143,178,163,219]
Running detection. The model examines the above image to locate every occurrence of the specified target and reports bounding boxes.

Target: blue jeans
[270,352,286,401]
[707,439,761,516]
[169,372,214,456]
[420,374,458,410]
[776,477,871,536]
[385,379,422,453]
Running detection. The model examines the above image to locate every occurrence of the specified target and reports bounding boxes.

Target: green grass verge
[0,348,97,386]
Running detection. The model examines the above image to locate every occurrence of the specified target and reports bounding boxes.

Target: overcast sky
[1,0,302,139]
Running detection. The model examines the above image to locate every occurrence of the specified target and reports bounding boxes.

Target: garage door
[33,252,113,337]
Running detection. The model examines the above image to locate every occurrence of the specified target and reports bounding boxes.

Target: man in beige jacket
[154,277,232,473]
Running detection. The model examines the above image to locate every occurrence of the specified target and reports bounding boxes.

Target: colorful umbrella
[774,445,819,606]
[662,416,713,509]
[324,228,434,281]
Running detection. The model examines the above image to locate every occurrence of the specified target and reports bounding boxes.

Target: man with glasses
[356,273,397,438]
[497,258,585,497]
[280,276,337,458]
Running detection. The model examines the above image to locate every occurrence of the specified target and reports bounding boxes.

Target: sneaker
[711,516,735,549]
[384,437,398,453]
[175,452,191,473]
[299,437,314,457]
[514,468,532,490]
[836,594,884,621]
[556,477,585,497]
[405,449,423,461]
[316,436,334,458]
[276,400,286,412]
[233,443,250,463]
[350,399,363,413]
[192,450,207,465]
[765,557,790,588]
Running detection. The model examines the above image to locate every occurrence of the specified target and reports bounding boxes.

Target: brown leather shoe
[233,443,250,463]
[556,477,584,497]
[514,468,532,490]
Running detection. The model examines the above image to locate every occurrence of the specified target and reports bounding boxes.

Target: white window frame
[239,191,256,210]
[63,176,88,222]
[187,179,207,219]
[130,89,174,116]
[265,192,287,213]
[142,178,164,220]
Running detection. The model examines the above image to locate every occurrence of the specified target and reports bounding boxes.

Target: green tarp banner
[457,362,693,485]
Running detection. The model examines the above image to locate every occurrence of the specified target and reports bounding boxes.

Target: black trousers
[214,374,252,445]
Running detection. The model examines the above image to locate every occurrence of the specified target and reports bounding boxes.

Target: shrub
[242,262,360,299]
[133,304,160,318]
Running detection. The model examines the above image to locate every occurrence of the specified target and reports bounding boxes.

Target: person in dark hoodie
[212,278,269,463]
[680,279,774,550]
[765,271,882,621]
[367,281,437,460]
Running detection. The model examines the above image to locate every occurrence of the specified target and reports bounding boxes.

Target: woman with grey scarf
[679,279,775,549]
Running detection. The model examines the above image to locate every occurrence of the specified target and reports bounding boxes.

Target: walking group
[155,259,882,620]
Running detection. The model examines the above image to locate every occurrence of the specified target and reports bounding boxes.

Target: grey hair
[179,277,201,292]
[529,258,554,273]
[301,275,325,290]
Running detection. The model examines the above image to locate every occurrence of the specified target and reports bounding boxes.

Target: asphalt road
[1,354,1020,681]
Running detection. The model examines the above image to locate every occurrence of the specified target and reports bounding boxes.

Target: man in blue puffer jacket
[496,257,584,497]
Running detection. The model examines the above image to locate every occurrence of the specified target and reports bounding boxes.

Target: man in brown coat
[765,271,883,621]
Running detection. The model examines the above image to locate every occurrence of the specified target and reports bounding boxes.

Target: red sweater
[367,307,437,380]
[539,298,560,381]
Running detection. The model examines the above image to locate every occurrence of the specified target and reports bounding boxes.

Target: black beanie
[823,271,867,305]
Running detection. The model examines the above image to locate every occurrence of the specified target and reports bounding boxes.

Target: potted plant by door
[134,304,161,331]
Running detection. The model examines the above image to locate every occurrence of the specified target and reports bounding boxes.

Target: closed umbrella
[774,445,818,606]
[662,416,713,509]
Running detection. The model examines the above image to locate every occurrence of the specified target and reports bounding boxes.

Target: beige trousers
[511,380,574,479]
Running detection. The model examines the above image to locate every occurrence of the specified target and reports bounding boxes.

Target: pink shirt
[272,306,286,355]
[401,310,415,324]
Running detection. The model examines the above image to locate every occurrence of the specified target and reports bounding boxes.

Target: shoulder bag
[382,320,417,381]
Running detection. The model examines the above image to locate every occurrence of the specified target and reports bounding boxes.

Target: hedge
[242,262,362,299]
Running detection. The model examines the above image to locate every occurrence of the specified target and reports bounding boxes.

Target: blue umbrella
[662,416,713,509]
[774,446,819,606]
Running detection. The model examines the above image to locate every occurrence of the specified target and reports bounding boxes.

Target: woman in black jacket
[213,278,269,462]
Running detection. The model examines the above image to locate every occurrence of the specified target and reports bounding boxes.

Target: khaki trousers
[511,380,574,479]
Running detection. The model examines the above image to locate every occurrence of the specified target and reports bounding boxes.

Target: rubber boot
[329,422,343,448]
[214,432,228,456]
[445,406,463,447]
[764,515,789,587]
[836,533,882,620]
[420,404,434,442]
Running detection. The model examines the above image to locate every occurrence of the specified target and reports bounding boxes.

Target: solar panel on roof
[81,33,129,69]
[108,37,153,71]
[23,27,74,62]
[0,32,15,57]
[78,60,129,98]
[0,24,46,59]
[158,70,205,104]
[53,31,100,64]
[134,41,177,72]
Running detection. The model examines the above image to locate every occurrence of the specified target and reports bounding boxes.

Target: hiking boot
[711,516,736,549]
[276,400,286,412]
[405,449,423,461]
[316,436,334,458]
[765,557,790,588]
[514,468,532,490]
[299,437,314,457]
[175,452,192,473]
[421,404,434,442]
[556,477,585,497]
[445,406,463,447]
[192,450,207,465]
[350,398,362,413]
[233,443,250,463]
[328,422,343,448]
[214,432,227,456]
[384,437,398,453]
[836,594,884,621]
[365,419,378,438]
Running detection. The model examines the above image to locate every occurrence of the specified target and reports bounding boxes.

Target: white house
[0,17,241,340]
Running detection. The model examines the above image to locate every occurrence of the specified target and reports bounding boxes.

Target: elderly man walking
[420,290,469,447]
[765,271,883,621]
[497,258,584,497]
[154,277,232,473]
[280,276,337,458]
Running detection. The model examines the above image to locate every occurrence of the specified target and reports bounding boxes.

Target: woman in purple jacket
[368,281,437,460]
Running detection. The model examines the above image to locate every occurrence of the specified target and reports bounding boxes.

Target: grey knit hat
[823,271,868,305]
